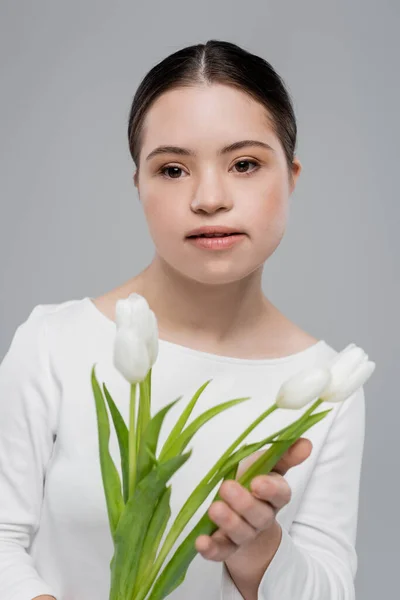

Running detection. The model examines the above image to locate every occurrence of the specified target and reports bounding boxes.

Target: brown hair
[127,39,297,185]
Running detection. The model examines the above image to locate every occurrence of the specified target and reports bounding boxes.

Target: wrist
[224,520,282,594]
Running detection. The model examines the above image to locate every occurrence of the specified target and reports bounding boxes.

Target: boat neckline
[83,295,326,367]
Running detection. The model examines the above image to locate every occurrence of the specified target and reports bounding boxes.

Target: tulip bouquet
[90,293,375,600]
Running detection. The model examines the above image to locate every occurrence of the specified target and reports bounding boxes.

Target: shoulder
[259,306,341,361]
[17,297,88,334]
[4,297,89,363]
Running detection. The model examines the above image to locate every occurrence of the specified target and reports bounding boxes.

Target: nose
[190,174,234,214]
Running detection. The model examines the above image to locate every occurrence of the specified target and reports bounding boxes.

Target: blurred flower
[320,343,376,403]
[276,367,331,409]
[113,293,159,383]
[276,343,376,410]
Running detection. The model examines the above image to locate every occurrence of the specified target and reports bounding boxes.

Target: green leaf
[214,436,299,481]
[222,462,239,482]
[238,408,333,489]
[132,485,172,597]
[102,382,130,504]
[136,396,183,485]
[159,379,212,461]
[138,406,328,599]
[161,396,252,461]
[143,408,334,600]
[109,451,192,600]
[144,442,159,469]
[147,492,221,600]
[91,365,124,542]
[137,451,249,600]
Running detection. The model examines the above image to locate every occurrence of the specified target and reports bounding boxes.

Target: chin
[174,261,261,286]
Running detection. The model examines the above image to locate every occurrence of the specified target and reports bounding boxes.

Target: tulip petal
[129,299,151,338]
[322,346,367,399]
[276,367,332,409]
[147,310,159,366]
[115,298,133,329]
[328,343,357,367]
[331,347,367,380]
[322,360,376,403]
[113,328,150,383]
[125,295,160,366]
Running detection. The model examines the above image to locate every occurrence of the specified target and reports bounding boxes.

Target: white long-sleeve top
[0,296,365,600]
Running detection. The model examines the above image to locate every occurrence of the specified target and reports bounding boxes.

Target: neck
[131,254,275,345]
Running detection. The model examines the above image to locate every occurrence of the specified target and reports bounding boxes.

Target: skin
[198,438,312,570]
[92,82,318,583]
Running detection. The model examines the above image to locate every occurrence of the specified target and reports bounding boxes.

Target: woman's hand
[195,437,312,562]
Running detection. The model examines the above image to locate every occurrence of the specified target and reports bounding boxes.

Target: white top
[0,297,365,600]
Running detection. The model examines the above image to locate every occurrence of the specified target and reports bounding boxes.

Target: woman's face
[134,83,302,285]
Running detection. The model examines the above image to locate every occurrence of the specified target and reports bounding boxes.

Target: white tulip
[113,293,159,383]
[114,295,135,329]
[276,367,332,409]
[115,293,151,334]
[320,343,376,403]
[113,329,150,383]
[146,309,159,365]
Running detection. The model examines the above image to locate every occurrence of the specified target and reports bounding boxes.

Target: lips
[190,232,240,238]
[186,225,243,238]
[187,232,246,250]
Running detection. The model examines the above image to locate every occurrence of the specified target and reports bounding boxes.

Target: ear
[133,171,142,203]
[289,156,302,194]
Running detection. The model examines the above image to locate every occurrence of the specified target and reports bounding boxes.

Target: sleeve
[220,386,366,600]
[0,305,60,600]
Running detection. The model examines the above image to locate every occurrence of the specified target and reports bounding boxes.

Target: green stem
[135,402,281,600]
[136,383,143,460]
[238,397,324,488]
[137,397,329,600]
[144,370,152,442]
[136,370,152,459]
[128,383,137,499]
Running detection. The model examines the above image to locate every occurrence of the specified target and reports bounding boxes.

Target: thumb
[236,437,313,480]
[271,437,313,476]
[236,449,265,479]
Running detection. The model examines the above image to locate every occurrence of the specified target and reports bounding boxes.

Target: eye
[157,159,261,180]
[158,165,188,179]
[231,159,260,175]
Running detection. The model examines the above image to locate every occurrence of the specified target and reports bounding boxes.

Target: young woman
[0,40,366,600]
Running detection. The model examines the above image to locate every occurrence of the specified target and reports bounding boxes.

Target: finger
[236,438,313,481]
[195,530,237,562]
[208,498,258,546]
[236,450,264,479]
[271,437,313,476]
[220,480,277,530]
[250,472,292,510]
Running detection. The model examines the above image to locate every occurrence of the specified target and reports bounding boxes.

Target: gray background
[0,1,398,597]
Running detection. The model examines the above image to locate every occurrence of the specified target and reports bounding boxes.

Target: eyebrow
[145,139,275,162]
